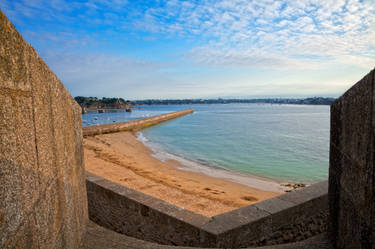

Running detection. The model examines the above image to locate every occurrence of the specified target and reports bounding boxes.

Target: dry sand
[84,132,282,217]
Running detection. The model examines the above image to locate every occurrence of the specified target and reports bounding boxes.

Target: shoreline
[83,132,284,217]
[136,131,290,193]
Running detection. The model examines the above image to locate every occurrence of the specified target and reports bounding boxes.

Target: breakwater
[82,108,194,137]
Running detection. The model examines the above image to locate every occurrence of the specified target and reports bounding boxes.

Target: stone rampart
[329,68,375,248]
[0,10,87,248]
[87,172,328,248]
[82,108,194,137]
[4,4,375,248]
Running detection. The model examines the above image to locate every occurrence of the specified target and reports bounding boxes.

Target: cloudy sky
[1,0,374,99]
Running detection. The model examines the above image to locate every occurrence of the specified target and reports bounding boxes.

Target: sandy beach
[84,132,282,217]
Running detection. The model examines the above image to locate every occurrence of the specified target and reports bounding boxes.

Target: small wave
[136,132,287,192]
[137,132,189,164]
[137,132,149,143]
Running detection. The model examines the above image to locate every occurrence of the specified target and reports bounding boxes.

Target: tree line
[130,97,335,105]
[75,96,336,107]
[74,96,131,109]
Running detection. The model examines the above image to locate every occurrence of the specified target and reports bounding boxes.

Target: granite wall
[0,10,88,248]
[329,68,375,248]
[82,108,194,137]
[87,172,328,248]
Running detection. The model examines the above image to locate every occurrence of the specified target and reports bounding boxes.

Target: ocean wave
[136,132,288,193]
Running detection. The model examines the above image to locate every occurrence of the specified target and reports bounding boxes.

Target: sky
[1,0,374,100]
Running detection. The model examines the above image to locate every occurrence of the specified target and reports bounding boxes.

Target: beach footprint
[241,196,258,202]
[120,177,134,182]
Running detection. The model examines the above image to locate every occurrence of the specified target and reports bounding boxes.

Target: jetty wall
[82,108,194,137]
[0,11,87,248]
[86,172,328,248]
[329,68,375,248]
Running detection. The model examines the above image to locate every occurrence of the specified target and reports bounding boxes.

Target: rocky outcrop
[0,10,88,248]
[74,96,133,110]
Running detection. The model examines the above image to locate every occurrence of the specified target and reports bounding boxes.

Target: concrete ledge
[82,108,194,136]
[86,173,210,247]
[205,181,328,248]
[86,173,328,248]
[82,221,332,249]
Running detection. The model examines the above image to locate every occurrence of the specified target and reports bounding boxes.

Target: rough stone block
[0,11,31,91]
[86,175,209,247]
[202,205,269,235]
[0,95,24,246]
[34,181,63,249]
[3,216,39,249]
[28,52,57,187]
[0,10,87,248]
[254,196,295,214]
[337,70,374,166]
[329,68,375,248]
[201,205,271,248]
[13,96,40,213]
[278,181,328,206]
[254,197,296,232]
[336,188,362,248]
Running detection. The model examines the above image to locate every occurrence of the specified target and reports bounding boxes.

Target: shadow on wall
[0,10,88,248]
[328,68,375,249]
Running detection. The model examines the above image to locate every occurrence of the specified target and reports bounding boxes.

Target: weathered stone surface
[329,68,375,249]
[0,11,31,92]
[82,221,333,249]
[0,97,23,247]
[0,10,87,248]
[86,172,328,248]
[86,172,210,247]
[203,182,328,248]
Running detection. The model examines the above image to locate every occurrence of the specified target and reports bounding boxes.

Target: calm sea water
[82,104,330,183]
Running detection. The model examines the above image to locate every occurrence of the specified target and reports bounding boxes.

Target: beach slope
[84,132,281,217]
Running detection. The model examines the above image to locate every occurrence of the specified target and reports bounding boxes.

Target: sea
[82,104,330,184]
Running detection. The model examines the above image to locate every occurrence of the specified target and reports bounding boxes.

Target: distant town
[131,97,335,105]
[75,96,335,109]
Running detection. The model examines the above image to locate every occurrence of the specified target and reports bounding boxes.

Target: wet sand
[84,132,282,217]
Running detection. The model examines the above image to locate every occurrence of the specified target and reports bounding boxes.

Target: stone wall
[87,172,328,248]
[82,108,194,137]
[0,11,88,248]
[86,173,210,247]
[329,68,375,248]
[202,181,328,248]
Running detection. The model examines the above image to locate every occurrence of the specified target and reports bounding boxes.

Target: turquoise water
[82,104,330,183]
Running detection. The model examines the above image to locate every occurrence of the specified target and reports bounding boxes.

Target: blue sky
[1,0,374,99]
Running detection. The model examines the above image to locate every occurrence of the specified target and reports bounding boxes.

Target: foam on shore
[137,132,289,193]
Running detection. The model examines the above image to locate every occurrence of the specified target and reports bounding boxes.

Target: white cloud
[2,0,374,98]
[3,0,374,71]
[130,0,375,70]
